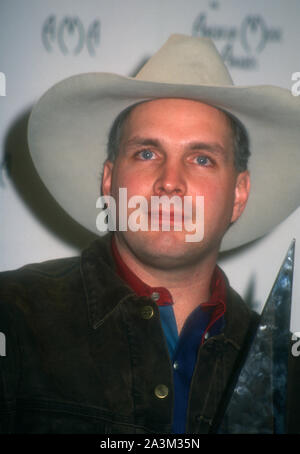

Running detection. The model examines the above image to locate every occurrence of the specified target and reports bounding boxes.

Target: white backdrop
[0,0,300,331]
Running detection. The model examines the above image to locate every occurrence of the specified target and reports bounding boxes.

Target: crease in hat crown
[135,34,233,85]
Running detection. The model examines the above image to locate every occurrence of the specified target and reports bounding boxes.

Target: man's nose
[153,160,187,196]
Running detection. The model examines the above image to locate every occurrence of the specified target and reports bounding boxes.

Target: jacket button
[140,305,154,320]
[173,361,179,370]
[154,384,169,399]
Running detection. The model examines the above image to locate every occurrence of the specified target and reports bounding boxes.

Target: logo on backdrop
[42,15,100,56]
[192,1,282,69]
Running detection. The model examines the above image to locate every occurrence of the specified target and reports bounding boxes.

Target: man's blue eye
[140,150,154,160]
[196,156,210,166]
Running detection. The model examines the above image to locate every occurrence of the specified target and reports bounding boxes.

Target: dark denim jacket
[0,235,299,433]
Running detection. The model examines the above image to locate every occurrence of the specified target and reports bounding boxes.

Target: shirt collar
[111,235,226,320]
[111,235,173,306]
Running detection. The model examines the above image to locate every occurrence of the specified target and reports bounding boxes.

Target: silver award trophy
[219,240,295,434]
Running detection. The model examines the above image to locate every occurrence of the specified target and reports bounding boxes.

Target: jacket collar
[219,285,258,352]
[80,233,135,330]
[80,233,257,348]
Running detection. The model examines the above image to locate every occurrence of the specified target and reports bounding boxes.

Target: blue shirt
[159,303,225,433]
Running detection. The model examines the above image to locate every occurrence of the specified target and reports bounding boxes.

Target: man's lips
[147,210,192,223]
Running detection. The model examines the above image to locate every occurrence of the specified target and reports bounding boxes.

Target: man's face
[102,98,250,270]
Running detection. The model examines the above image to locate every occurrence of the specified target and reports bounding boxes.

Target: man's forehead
[120,98,234,143]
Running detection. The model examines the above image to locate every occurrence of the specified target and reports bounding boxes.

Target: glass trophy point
[219,240,295,434]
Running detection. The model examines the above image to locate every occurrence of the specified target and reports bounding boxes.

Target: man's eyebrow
[122,136,161,148]
[122,136,228,157]
[188,141,227,156]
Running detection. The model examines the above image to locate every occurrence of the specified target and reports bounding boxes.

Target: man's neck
[113,234,218,334]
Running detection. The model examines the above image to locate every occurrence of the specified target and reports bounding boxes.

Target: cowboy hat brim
[27,71,300,251]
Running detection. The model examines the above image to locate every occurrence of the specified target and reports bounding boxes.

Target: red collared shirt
[111,235,226,341]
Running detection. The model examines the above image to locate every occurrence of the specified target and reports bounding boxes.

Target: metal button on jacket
[154,384,169,399]
[140,305,154,320]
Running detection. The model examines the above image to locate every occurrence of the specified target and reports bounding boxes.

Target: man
[101,98,250,335]
[0,34,300,434]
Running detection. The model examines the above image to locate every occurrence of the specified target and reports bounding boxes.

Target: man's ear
[101,160,114,196]
[231,170,251,224]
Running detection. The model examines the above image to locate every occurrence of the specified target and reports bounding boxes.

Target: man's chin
[117,230,209,271]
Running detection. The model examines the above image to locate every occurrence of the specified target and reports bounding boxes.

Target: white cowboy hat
[27,34,300,251]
